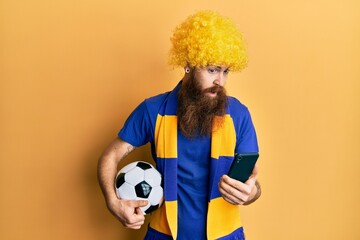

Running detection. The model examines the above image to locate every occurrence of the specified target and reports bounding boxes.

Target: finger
[123,211,145,228]
[219,185,246,205]
[125,220,145,229]
[221,194,240,205]
[123,201,146,219]
[219,177,250,204]
[121,214,145,229]
[222,175,253,195]
[127,212,145,227]
[131,207,145,221]
[135,207,145,216]
[132,199,149,208]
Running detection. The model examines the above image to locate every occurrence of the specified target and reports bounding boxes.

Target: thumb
[250,163,259,179]
[246,176,256,186]
[246,168,257,186]
[135,206,144,215]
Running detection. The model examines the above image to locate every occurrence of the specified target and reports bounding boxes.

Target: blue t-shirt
[177,131,211,240]
[118,90,258,240]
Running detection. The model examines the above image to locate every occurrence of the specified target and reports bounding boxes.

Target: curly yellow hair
[169,10,248,71]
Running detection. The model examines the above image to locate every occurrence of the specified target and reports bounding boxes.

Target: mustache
[203,85,224,94]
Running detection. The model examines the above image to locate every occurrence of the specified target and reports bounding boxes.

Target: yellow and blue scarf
[149,82,243,239]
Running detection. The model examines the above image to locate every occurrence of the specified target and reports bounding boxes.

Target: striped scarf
[149,82,243,239]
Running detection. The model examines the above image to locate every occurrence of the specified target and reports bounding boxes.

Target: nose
[213,72,226,87]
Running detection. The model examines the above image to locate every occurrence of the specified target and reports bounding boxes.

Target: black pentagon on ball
[135,181,152,198]
[115,173,126,188]
[136,162,152,170]
[145,204,159,214]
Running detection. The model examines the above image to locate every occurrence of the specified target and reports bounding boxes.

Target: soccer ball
[115,161,164,215]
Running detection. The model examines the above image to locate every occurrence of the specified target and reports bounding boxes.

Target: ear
[184,64,191,74]
[182,64,193,82]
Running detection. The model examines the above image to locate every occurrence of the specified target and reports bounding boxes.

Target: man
[98,10,261,240]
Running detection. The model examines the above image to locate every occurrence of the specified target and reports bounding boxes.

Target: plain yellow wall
[1,0,359,239]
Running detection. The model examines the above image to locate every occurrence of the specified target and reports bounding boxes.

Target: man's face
[193,65,229,98]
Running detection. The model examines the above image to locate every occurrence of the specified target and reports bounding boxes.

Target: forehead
[198,65,229,70]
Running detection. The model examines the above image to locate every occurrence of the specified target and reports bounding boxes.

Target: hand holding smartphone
[228,153,259,183]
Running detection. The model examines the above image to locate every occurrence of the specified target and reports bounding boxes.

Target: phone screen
[228,153,259,183]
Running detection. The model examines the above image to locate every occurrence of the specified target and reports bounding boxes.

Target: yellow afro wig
[169,10,248,71]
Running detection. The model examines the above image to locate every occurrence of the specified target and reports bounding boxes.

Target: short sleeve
[229,98,259,153]
[118,101,152,147]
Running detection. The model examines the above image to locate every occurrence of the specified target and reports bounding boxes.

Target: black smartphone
[228,153,259,183]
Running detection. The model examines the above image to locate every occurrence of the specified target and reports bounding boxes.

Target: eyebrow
[212,66,225,70]
[208,66,229,71]
[217,66,230,71]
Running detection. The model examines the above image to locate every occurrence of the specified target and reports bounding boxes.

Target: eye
[207,67,220,74]
[224,69,230,75]
[207,67,217,74]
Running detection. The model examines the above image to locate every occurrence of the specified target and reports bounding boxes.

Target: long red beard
[177,74,228,138]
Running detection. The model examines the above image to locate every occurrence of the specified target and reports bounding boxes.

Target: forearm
[98,153,119,203]
[97,138,136,203]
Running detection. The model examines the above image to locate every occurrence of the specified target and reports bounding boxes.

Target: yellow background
[1,0,359,239]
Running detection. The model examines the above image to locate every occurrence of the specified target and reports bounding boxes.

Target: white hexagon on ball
[117,182,136,200]
[125,167,145,186]
[148,186,163,205]
[144,168,162,186]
